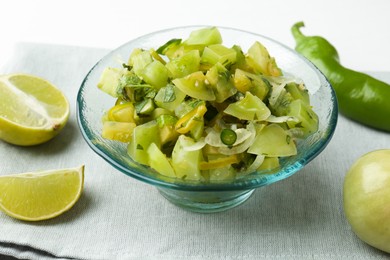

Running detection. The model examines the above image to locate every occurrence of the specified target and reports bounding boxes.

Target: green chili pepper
[220,129,237,146]
[291,21,390,132]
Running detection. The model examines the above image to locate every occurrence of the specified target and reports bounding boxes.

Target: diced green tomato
[154,84,186,112]
[201,44,237,67]
[108,103,137,123]
[147,142,176,178]
[257,157,280,171]
[204,66,218,86]
[249,79,270,101]
[156,114,179,145]
[285,83,310,105]
[233,69,252,93]
[268,58,282,77]
[174,99,205,118]
[172,71,215,101]
[248,124,297,157]
[102,121,136,143]
[189,118,204,140]
[152,108,173,119]
[164,44,204,60]
[171,135,203,181]
[184,27,222,46]
[140,60,168,88]
[269,88,294,117]
[127,120,161,165]
[156,113,177,127]
[135,98,155,116]
[205,63,237,103]
[246,41,282,76]
[131,50,153,76]
[177,100,206,118]
[127,48,142,66]
[224,92,271,121]
[233,69,269,100]
[254,122,266,135]
[208,166,235,182]
[200,154,238,181]
[165,50,200,78]
[287,99,319,137]
[175,103,207,138]
[125,86,156,105]
[201,154,239,169]
[160,125,179,147]
[246,41,269,74]
[149,48,166,65]
[231,45,253,72]
[97,67,122,97]
[118,71,144,88]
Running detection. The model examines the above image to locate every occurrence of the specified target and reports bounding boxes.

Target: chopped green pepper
[220,129,237,146]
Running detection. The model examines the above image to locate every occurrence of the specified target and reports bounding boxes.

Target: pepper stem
[291,21,306,42]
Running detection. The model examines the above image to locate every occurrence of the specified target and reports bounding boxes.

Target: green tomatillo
[343,149,390,253]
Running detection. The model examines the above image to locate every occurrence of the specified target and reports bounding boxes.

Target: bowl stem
[157,187,255,213]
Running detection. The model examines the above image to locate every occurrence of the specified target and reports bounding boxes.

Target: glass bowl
[77,26,338,213]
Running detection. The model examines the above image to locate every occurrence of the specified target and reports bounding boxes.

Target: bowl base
[157,188,255,213]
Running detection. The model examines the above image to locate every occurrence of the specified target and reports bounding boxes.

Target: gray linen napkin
[0,43,390,260]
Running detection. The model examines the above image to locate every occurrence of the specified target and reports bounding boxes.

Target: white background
[1,0,390,72]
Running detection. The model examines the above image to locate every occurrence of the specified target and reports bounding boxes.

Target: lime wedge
[0,165,84,221]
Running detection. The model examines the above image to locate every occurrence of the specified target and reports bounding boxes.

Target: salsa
[97,27,319,182]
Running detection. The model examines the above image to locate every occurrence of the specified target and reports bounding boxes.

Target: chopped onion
[205,127,252,148]
[241,155,265,175]
[267,74,304,107]
[264,74,302,85]
[266,115,299,123]
[287,128,305,139]
[182,137,206,151]
[269,82,286,107]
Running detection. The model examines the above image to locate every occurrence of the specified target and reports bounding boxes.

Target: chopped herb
[122,63,132,70]
[218,70,231,81]
[130,87,156,102]
[135,99,155,115]
[295,122,303,128]
[119,73,143,88]
[222,61,233,69]
[163,84,176,103]
[145,89,157,99]
[262,78,272,88]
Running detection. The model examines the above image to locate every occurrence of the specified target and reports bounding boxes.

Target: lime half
[0,73,70,146]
